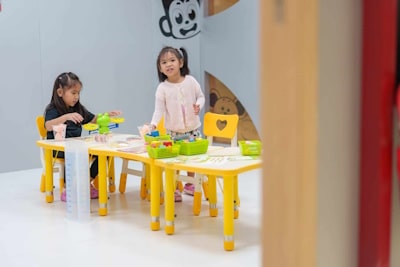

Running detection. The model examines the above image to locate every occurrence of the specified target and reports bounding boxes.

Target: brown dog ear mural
[208,73,260,142]
[206,0,239,16]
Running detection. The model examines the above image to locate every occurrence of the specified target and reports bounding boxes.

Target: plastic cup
[138,125,151,139]
[53,124,66,140]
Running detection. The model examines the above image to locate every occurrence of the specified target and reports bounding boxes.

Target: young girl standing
[44,72,121,202]
[150,46,205,201]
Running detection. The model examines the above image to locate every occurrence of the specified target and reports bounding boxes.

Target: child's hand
[139,123,153,138]
[66,113,83,124]
[143,123,156,131]
[193,104,200,115]
[109,110,122,117]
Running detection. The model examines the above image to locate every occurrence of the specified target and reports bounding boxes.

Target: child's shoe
[90,185,99,199]
[61,186,98,200]
[60,189,67,202]
[174,190,182,202]
[183,183,195,196]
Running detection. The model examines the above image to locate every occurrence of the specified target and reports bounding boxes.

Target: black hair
[44,72,90,117]
[156,46,190,82]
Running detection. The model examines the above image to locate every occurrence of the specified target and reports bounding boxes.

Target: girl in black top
[44,72,121,201]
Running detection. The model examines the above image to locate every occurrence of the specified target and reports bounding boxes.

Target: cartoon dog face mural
[159,0,201,39]
[210,88,260,141]
[210,89,245,116]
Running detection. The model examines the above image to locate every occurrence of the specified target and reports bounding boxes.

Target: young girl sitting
[44,72,121,201]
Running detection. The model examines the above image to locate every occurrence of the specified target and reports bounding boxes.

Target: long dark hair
[156,46,190,82]
[44,72,90,117]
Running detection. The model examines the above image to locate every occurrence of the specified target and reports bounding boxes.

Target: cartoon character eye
[188,8,196,20]
[174,12,183,24]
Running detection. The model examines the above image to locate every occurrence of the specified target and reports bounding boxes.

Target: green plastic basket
[239,140,261,156]
[144,134,171,143]
[146,144,180,159]
[177,139,209,155]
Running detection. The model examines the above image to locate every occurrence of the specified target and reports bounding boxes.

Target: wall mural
[159,0,201,39]
[205,0,239,16]
[208,72,260,141]
[156,0,259,141]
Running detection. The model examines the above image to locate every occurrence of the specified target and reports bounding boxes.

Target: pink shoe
[183,183,195,196]
[60,190,66,202]
[90,185,99,199]
[174,190,182,202]
[61,186,98,201]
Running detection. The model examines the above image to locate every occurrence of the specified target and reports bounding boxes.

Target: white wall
[0,1,155,172]
[201,1,259,131]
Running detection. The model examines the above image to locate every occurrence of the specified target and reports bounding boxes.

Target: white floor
[0,158,261,267]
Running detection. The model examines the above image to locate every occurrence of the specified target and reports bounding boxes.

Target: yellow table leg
[119,173,127,193]
[164,168,175,235]
[160,177,164,205]
[192,174,202,215]
[193,192,202,216]
[233,175,239,219]
[177,180,184,192]
[208,175,218,217]
[108,157,116,193]
[150,162,161,231]
[40,173,45,193]
[44,149,54,203]
[223,175,235,251]
[202,180,209,200]
[140,177,147,199]
[98,155,108,216]
[146,163,151,202]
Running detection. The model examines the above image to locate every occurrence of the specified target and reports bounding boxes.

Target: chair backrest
[203,112,239,147]
[36,115,47,139]
[157,116,167,135]
[36,115,48,169]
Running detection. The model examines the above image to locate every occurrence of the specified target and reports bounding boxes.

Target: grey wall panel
[202,1,259,133]
[0,1,155,172]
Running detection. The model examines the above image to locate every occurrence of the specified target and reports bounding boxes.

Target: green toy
[82,114,124,134]
[97,113,111,134]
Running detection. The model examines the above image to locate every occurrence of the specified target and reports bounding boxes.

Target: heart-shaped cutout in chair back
[216,120,227,131]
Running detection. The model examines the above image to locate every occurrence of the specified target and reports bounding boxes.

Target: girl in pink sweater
[150,46,205,201]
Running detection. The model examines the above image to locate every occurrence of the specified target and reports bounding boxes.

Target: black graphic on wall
[159,0,201,39]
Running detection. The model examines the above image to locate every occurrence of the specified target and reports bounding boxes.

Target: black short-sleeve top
[45,107,95,139]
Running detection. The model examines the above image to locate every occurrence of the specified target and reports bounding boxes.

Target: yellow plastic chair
[36,116,65,196]
[203,112,239,147]
[176,112,239,215]
[119,117,166,199]
[198,112,239,216]
[203,111,239,195]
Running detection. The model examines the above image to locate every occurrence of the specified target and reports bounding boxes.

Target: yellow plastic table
[93,146,164,229]
[89,141,156,217]
[36,134,137,215]
[154,150,262,251]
